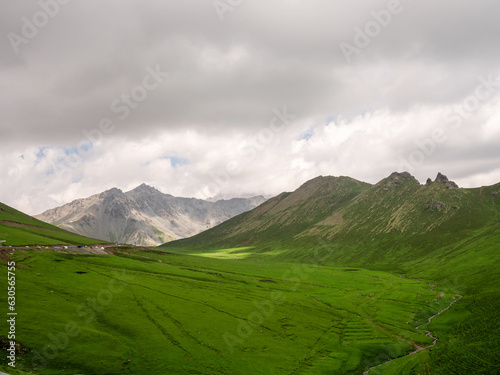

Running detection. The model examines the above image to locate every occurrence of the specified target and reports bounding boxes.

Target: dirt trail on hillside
[0,220,59,231]
[363,293,463,375]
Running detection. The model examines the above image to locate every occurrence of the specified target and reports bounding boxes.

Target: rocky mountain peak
[389,171,418,181]
[128,183,169,199]
[435,172,449,183]
[35,186,266,246]
[383,172,420,187]
[434,172,459,189]
[100,187,123,198]
[135,183,160,192]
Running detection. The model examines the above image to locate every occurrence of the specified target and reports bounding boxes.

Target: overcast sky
[1,0,500,214]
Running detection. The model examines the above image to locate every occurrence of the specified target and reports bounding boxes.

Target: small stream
[363,294,463,375]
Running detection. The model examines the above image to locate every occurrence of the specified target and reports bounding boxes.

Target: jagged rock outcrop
[383,172,420,188]
[426,200,445,211]
[426,178,433,185]
[446,181,459,189]
[389,172,419,182]
[435,172,459,189]
[164,173,500,252]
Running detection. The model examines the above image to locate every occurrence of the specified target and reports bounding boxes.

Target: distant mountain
[206,192,270,203]
[163,172,500,264]
[35,184,266,246]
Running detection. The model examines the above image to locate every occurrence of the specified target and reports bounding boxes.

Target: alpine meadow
[2,1,500,374]
[1,172,499,374]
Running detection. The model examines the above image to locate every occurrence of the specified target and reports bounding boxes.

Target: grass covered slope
[160,172,500,373]
[0,248,458,375]
[0,173,497,374]
[162,172,500,265]
[0,202,104,246]
[163,175,372,251]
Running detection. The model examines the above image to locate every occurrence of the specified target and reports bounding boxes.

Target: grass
[159,205,500,373]
[0,248,459,375]
[0,202,105,246]
[0,222,497,374]
[0,176,498,374]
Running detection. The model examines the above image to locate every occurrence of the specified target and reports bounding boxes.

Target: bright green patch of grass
[0,202,104,246]
[0,248,450,374]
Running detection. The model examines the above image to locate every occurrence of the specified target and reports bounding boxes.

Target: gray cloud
[1,0,500,213]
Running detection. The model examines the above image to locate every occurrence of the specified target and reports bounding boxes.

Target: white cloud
[2,99,499,215]
[1,1,500,214]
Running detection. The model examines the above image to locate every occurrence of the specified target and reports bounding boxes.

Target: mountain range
[163,171,500,264]
[35,184,266,246]
[159,171,499,374]
[3,171,500,374]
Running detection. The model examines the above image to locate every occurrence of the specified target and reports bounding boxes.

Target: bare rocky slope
[35,184,266,246]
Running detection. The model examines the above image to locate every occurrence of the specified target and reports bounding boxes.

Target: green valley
[0,247,465,374]
[0,172,499,374]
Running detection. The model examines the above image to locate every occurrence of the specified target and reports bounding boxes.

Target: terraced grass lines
[0,248,448,374]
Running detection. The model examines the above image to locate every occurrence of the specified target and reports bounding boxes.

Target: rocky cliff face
[35,185,266,246]
[433,172,459,189]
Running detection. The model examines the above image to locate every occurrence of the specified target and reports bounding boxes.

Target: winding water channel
[363,294,463,374]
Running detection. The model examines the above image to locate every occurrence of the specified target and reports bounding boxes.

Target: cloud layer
[1,0,500,214]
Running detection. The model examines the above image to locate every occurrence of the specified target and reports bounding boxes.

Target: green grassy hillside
[159,172,500,374]
[163,173,500,266]
[164,175,372,251]
[0,173,498,374]
[0,247,463,375]
[0,202,104,246]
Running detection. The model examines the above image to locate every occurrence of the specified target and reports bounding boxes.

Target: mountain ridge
[162,172,500,264]
[159,171,500,374]
[35,184,267,246]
